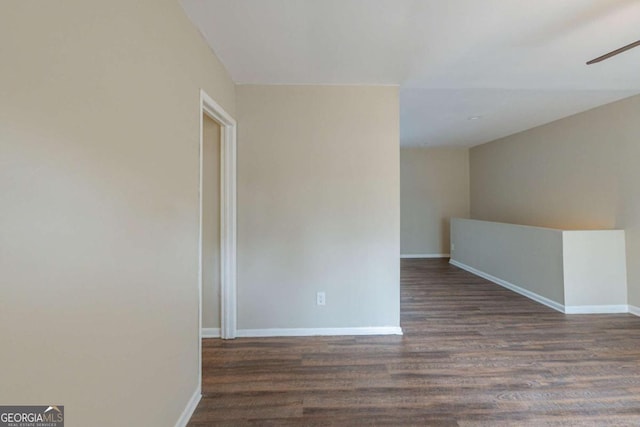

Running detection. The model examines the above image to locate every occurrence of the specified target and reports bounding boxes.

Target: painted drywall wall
[470,94,640,306]
[236,85,400,330]
[202,115,221,329]
[562,231,627,308]
[400,148,469,256]
[0,1,235,426]
[450,219,565,304]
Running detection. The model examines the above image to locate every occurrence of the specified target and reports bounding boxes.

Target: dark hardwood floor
[188,259,640,426]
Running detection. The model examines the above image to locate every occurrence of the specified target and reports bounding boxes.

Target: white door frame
[198,89,237,355]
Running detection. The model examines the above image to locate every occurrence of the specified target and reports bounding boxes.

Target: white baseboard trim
[175,387,201,427]
[449,259,634,315]
[564,305,629,314]
[236,326,403,338]
[202,328,221,338]
[401,254,450,259]
[449,259,565,314]
[628,305,640,317]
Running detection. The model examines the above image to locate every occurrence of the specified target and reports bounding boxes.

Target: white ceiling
[181,0,640,147]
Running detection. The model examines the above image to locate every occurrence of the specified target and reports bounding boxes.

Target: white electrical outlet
[316,292,326,306]
[451,243,455,251]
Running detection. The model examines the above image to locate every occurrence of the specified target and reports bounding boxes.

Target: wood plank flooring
[188,258,640,426]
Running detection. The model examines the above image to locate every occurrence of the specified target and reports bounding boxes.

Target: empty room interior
[3,1,640,426]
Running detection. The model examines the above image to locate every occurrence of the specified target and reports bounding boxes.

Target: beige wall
[236,85,400,329]
[470,94,640,306]
[0,1,235,426]
[400,148,469,255]
[202,115,221,329]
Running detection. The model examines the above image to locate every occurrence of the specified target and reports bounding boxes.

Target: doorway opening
[201,114,222,337]
[198,89,237,388]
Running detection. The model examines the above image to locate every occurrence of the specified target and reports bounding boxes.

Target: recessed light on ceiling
[468,116,483,121]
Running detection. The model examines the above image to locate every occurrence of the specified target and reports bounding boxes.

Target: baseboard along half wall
[449,259,565,313]
[564,305,629,314]
[235,326,403,338]
[175,387,201,427]
[401,254,450,259]
[450,259,640,316]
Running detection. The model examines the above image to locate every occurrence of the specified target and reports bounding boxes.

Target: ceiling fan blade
[587,40,640,64]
